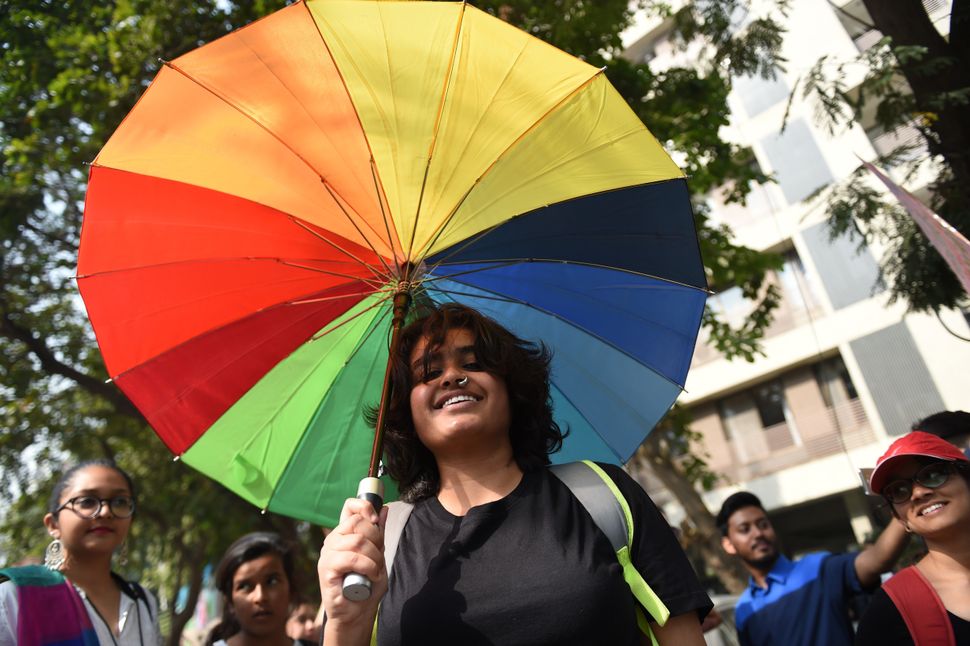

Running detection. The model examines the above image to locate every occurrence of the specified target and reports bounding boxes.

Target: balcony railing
[721,398,874,482]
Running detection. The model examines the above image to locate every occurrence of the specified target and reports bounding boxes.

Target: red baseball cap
[869,431,969,494]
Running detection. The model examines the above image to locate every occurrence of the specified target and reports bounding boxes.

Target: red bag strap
[882,565,956,646]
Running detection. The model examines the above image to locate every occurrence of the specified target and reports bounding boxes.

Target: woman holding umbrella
[318,303,712,645]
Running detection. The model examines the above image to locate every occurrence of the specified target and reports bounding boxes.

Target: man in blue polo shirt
[716,491,909,646]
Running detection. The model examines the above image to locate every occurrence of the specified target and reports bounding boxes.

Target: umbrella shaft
[368,289,412,477]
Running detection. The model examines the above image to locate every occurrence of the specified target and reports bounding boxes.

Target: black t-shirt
[376,463,712,646]
[855,586,970,645]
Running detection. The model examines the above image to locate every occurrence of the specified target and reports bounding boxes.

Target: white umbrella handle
[341,477,384,600]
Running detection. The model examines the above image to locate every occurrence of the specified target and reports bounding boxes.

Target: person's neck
[61,555,117,596]
[435,450,524,516]
[744,555,779,590]
[920,535,970,582]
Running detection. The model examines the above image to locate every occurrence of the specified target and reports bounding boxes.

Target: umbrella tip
[173,455,181,462]
[104,378,113,384]
[260,508,267,515]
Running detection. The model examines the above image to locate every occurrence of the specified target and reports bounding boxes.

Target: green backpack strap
[550,460,671,644]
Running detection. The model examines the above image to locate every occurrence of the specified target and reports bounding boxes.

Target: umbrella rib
[427,277,690,393]
[432,268,704,341]
[309,290,394,342]
[287,289,386,308]
[76,255,383,289]
[371,158,401,269]
[138,299,374,430]
[413,34,530,253]
[309,190,394,280]
[301,1,405,273]
[276,260,388,291]
[163,61,392,275]
[423,257,711,295]
[411,67,605,260]
[405,1,468,263]
[285,216,389,283]
[107,285,376,386]
[84,163,389,281]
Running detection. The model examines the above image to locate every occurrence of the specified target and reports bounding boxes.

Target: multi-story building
[623,0,969,557]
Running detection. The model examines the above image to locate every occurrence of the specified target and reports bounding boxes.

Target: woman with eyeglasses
[855,431,970,645]
[0,459,161,645]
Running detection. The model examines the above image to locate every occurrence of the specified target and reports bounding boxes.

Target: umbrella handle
[341,477,384,601]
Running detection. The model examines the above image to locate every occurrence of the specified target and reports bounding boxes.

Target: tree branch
[0,301,143,420]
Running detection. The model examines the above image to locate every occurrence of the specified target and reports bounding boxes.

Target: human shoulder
[789,550,855,575]
[855,586,912,646]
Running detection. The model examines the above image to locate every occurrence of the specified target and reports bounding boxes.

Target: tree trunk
[863,0,970,194]
[632,441,748,594]
[167,542,208,646]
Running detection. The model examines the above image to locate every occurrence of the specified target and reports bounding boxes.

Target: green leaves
[791,0,970,315]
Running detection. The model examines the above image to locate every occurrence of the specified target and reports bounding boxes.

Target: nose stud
[456,376,468,387]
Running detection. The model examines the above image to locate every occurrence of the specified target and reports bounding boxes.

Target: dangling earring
[44,537,66,571]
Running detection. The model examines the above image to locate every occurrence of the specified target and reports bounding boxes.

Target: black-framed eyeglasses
[882,462,961,504]
[57,495,135,519]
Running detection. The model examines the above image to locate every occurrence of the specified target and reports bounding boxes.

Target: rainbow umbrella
[77,0,707,527]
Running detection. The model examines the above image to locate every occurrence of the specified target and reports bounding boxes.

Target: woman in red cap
[856,431,970,645]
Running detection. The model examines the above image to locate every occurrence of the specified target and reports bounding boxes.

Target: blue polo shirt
[734,552,863,646]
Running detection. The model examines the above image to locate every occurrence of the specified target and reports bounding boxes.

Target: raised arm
[853,517,910,588]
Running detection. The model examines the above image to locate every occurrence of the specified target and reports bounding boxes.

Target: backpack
[380,460,670,646]
[882,565,957,646]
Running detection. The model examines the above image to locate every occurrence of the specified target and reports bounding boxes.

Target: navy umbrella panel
[424,178,708,464]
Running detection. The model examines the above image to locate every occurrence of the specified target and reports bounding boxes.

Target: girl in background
[207,532,300,646]
[0,458,161,645]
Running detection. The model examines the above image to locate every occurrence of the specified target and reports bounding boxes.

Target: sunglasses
[882,461,962,504]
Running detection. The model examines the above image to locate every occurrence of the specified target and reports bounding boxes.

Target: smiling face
[43,465,132,562]
[230,553,292,639]
[408,328,512,458]
[721,505,779,572]
[885,457,970,541]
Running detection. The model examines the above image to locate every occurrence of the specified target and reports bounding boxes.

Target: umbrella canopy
[78,0,708,527]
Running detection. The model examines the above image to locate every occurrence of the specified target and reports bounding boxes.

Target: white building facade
[624,0,969,555]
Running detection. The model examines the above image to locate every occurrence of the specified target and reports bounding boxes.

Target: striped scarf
[0,565,99,645]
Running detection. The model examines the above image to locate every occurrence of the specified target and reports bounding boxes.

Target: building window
[814,356,859,409]
[760,119,834,204]
[732,73,789,117]
[753,381,787,428]
[717,378,800,461]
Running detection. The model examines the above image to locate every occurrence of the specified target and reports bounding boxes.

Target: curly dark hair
[380,303,565,502]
